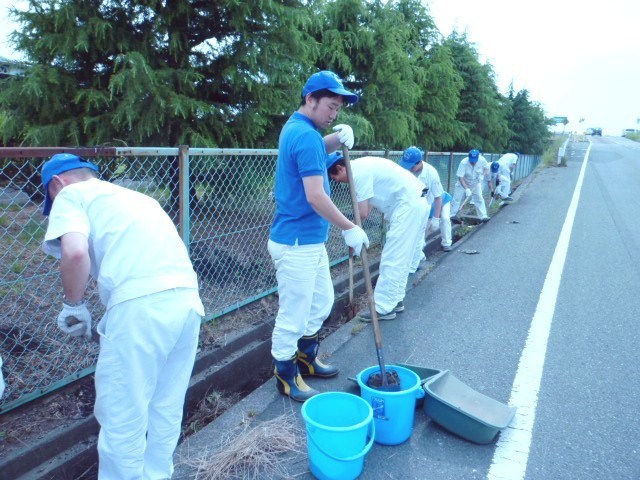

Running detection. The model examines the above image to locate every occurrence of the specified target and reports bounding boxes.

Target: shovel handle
[342,146,389,384]
[348,247,354,305]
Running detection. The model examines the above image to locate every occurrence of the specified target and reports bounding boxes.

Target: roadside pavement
[173,166,544,480]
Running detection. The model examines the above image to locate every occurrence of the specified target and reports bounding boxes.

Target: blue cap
[41,153,99,215]
[399,146,423,170]
[302,71,359,104]
[326,151,344,170]
[468,149,480,162]
[490,161,499,173]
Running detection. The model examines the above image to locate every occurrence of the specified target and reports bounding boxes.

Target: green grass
[10,261,26,274]
[351,321,366,335]
[542,135,569,167]
[1,204,21,212]
[17,220,46,244]
[625,132,640,142]
[0,213,11,228]
[456,225,473,237]
[0,280,26,296]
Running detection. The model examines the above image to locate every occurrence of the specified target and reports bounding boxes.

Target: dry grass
[185,413,304,480]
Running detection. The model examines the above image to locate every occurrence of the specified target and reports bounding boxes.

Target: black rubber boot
[273,356,319,402]
[297,333,339,378]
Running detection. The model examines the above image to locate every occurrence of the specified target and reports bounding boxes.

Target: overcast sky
[429,0,640,135]
[1,0,638,136]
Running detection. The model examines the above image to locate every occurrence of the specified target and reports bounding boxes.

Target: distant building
[0,56,26,78]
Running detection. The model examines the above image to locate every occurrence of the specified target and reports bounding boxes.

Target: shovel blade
[367,369,402,391]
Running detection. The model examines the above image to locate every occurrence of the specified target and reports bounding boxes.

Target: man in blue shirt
[268,71,369,402]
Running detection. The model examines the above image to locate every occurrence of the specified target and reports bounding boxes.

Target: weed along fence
[0,146,540,413]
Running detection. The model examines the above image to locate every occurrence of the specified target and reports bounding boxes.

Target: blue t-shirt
[270,112,330,245]
[429,191,452,218]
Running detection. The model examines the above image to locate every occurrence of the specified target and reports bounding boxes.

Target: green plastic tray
[396,364,442,384]
[423,370,516,444]
[396,363,442,408]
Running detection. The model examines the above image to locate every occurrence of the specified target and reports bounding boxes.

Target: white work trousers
[410,200,431,273]
[268,240,333,360]
[496,175,511,199]
[378,199,427,314]
[435,202,452,247]
[451,182,487,219]
[94,288,202,480]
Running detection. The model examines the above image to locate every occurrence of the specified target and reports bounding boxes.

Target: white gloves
[342,226,369,256]
[57,302,92,340]
[429,217,440,233]
[333,124,354,149]
[464,188,472,198]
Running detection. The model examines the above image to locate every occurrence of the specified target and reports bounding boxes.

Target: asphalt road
[175,136,640,480]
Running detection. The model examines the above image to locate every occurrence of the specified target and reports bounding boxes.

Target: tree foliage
[443,31,510,153]
[417,43,464,150]
[0,0,551,154]
[1,0,315,146]
[506,88,551,154]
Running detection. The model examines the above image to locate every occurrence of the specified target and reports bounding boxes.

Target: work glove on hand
[332,124,354,149]
[464,188,472,198]
[342,226,369,256]
[429,217,440,233]
[57,301,92,340]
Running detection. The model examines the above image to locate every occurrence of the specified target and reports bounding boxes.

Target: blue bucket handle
[307,419,375,463]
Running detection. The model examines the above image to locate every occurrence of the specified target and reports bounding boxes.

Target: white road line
[487,144,592,480]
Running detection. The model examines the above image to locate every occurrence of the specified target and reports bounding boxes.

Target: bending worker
[327,152,428,321]
[450,148,490,223]
[41,153,204,479]
[268,70,369,402]
[399,146,453,254]
[492,152,519,201]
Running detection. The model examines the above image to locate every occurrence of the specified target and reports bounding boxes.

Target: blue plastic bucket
[356,364,424,445]
[301,392,375,480]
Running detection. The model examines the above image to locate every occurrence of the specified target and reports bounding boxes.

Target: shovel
[488,177,500,209]
[345,247,357,319]
[342,145,400,391]
[488,191,496,209]
[451,193,471,224]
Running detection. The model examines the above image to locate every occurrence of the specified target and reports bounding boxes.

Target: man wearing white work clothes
[450,148,490,222]
[399,146,453,255]
[268,70,369,403]
[327,153,428,321]
[492,152,518,200]
[41,153,204,480]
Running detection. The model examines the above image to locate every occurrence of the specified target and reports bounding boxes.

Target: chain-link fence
[0,147,540,413]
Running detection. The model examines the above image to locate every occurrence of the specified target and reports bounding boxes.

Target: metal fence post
[178,145,190,250]
[447,152,455,192]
